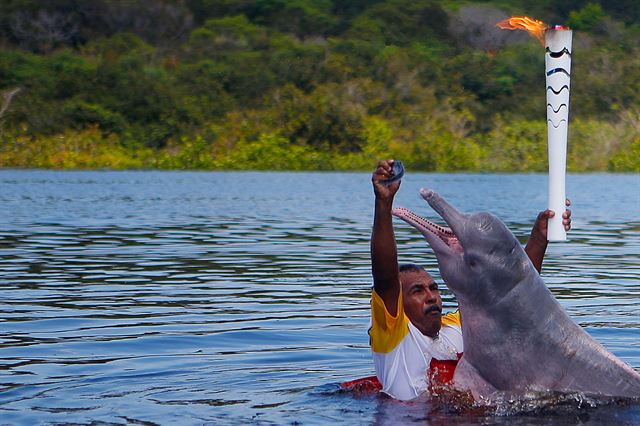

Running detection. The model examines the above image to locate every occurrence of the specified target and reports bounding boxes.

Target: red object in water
[340,375,382,393]
[428,353,463,393]
[340,353,463,394]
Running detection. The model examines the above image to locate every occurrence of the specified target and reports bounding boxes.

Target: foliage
[609,137,640,172]
[0,0,638,172]
[0,127,153,169]
[213,133,331,170]
[567,3,605,32]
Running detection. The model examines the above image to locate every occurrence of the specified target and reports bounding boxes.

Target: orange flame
[496,16,548,45]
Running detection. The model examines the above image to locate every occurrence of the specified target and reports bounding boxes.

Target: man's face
[400,269,442,338]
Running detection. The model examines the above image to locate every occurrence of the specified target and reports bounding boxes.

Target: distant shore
[1,124,638,172]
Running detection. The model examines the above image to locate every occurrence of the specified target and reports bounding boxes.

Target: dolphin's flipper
[454,357,498,400]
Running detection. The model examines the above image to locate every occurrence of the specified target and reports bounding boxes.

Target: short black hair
[399,263,426,274]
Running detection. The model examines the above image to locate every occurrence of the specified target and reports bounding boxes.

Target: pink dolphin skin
[393,188,640,401]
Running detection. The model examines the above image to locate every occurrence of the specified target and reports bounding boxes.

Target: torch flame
[496,16,548,45]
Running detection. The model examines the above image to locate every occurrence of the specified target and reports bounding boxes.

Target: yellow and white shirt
[369,289,463,400]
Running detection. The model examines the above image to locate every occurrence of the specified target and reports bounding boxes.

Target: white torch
[496,17,572,241]
[545,27,572,241]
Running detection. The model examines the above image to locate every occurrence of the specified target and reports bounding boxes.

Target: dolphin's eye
[465,254,480,268]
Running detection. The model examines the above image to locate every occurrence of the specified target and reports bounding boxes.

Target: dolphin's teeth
[396,207,456,242]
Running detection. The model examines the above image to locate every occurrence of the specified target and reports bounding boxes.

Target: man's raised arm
[371,160,402,316]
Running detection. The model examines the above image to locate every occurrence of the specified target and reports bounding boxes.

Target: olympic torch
[545,27,572,241]
[497,17,572,241]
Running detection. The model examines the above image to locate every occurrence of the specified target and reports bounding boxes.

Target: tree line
[0,0,638,171]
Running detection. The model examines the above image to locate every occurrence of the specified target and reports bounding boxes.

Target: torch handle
[547,122,567,241]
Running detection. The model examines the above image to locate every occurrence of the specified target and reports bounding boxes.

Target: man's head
[399,263,442,338]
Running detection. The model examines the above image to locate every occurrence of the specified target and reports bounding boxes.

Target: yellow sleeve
[369,289,410,354]
[441,309,462,328]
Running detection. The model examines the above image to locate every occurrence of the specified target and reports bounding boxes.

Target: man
[369,159,571,400]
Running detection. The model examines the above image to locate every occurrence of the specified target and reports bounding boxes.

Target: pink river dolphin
[393,188,640,401]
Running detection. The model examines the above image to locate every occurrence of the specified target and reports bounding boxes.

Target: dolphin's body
[393,188,640,400]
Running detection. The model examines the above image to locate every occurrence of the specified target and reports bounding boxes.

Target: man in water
[369,159,572,400]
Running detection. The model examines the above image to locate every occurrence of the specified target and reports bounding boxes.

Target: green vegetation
[0,0,638,171]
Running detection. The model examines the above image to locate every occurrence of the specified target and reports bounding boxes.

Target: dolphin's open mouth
[392,207,464,254]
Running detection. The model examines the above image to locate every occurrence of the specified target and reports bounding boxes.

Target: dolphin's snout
[392,206,463,257]
[419,188,434,200]
[417,188,468,241]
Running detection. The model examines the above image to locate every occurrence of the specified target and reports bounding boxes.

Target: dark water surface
[1,170,639,425]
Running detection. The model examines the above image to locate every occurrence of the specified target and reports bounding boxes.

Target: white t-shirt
[369,289,463,400]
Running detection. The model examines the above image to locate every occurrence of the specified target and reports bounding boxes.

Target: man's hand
[525,199,572,273]
[529,199,572,245]
[372,159,401,203]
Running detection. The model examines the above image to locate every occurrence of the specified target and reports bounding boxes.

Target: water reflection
[0,171,638,424]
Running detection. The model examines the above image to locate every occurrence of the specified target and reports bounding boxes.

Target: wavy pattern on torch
[547,85,570,95]
[548,118,568,128]
[546,68,571,77]
[547,103,568,114]
[546,47,572,58]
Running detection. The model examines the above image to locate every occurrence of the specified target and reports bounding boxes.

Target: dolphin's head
[392,188,531,303]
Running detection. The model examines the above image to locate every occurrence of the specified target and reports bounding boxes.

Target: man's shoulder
[370,289,410,354]
[441,309,461,328]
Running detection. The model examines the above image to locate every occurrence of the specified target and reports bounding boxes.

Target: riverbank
[1,118,638,172]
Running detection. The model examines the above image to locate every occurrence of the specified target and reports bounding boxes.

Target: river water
[0,170,639,425]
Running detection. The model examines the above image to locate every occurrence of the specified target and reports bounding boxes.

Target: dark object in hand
[381,161,404,186]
